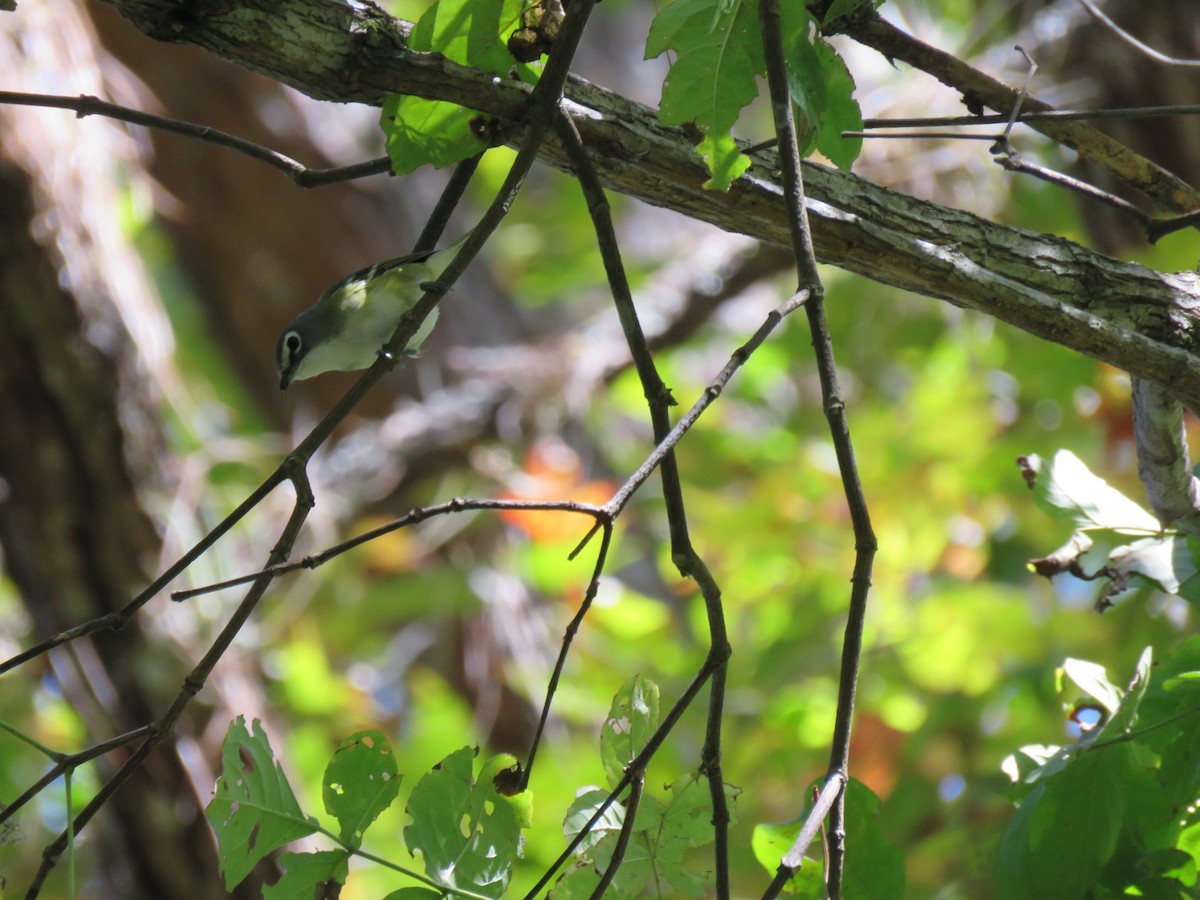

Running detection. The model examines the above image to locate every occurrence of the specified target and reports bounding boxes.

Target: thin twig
[553,107,733,897]
[414,152,484,253]
[860,103,1200,129]
[600,289,810,523]
[588,775,644,900]
[758,0,877,895]
[0,726,155,829]
[760,772,847,899]
[172,498,606,601]
[841,130,1002,140]
[520,523,613,789]
[991,146,1152,228]
[1001,47,1037,141]
[1077,0,1200,67]
[0,91,392,187]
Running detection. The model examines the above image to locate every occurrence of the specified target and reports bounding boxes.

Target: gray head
[276,307,324,390]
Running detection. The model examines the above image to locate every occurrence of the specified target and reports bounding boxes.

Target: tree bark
[0,3,269,895]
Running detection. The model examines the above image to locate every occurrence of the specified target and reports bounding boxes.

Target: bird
[275,232,470,390]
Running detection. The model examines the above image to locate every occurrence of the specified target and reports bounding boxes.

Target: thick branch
[1131,373,1200,534]
[97,0,1200,403]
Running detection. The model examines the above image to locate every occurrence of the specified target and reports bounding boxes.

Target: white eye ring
[284,331,302,360]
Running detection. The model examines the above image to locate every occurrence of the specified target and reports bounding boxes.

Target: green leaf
[322,729,400,849]
[645,0,836,185]
[404,746,527,898]
[600,675,660,789]
[262,850,349,900]
[548,861,603,899]
[383,0,534,174]
[659,772,724,848]
[205,717,319,891]
[382,890,446,899]
[380,95,487,175]
[812,40,863,170]
[840,779,905,900]
[654,775,737,895]
[752,821,825,895]
[410,0,526,75]
[645,0,764,135]
[697,132,751,191]
[562,774,735,897]
[1096,646,1152,739]
[784,29,824,160]
[996,746,1130,899]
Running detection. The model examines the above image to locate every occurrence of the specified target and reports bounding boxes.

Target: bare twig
[589,775,644,900]
[554,107,733,896]
[859,103,1200,129]
[0,90,392,186]
[1076,0,1200,67]
[761,772,847,900]
[520,523,613,788]
[758,0,877,895]
[414,152,485,253]
[0,726,154,829]
[171,497,606,601]
[599,289,810,523]
[836,9,1200,214]
[990,146,1152,229]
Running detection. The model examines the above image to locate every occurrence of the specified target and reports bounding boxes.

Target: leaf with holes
[404,747,528,898]
[323,729,400,849]
[205,717,319,891]
[600,675,660,789]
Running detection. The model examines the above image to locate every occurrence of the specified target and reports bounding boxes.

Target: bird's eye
[285,331,302,360]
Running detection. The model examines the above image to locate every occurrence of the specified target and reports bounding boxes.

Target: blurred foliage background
[2,0,1198,897]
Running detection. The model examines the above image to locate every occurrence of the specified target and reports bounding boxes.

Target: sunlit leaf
[1060,657,1123,715]
[812,39,863,170]
[1019,450,1159,533]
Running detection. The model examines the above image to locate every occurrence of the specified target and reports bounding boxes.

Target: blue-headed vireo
[275,232,469,389]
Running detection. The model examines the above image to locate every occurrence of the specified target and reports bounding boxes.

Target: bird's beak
[279,367,294,390]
